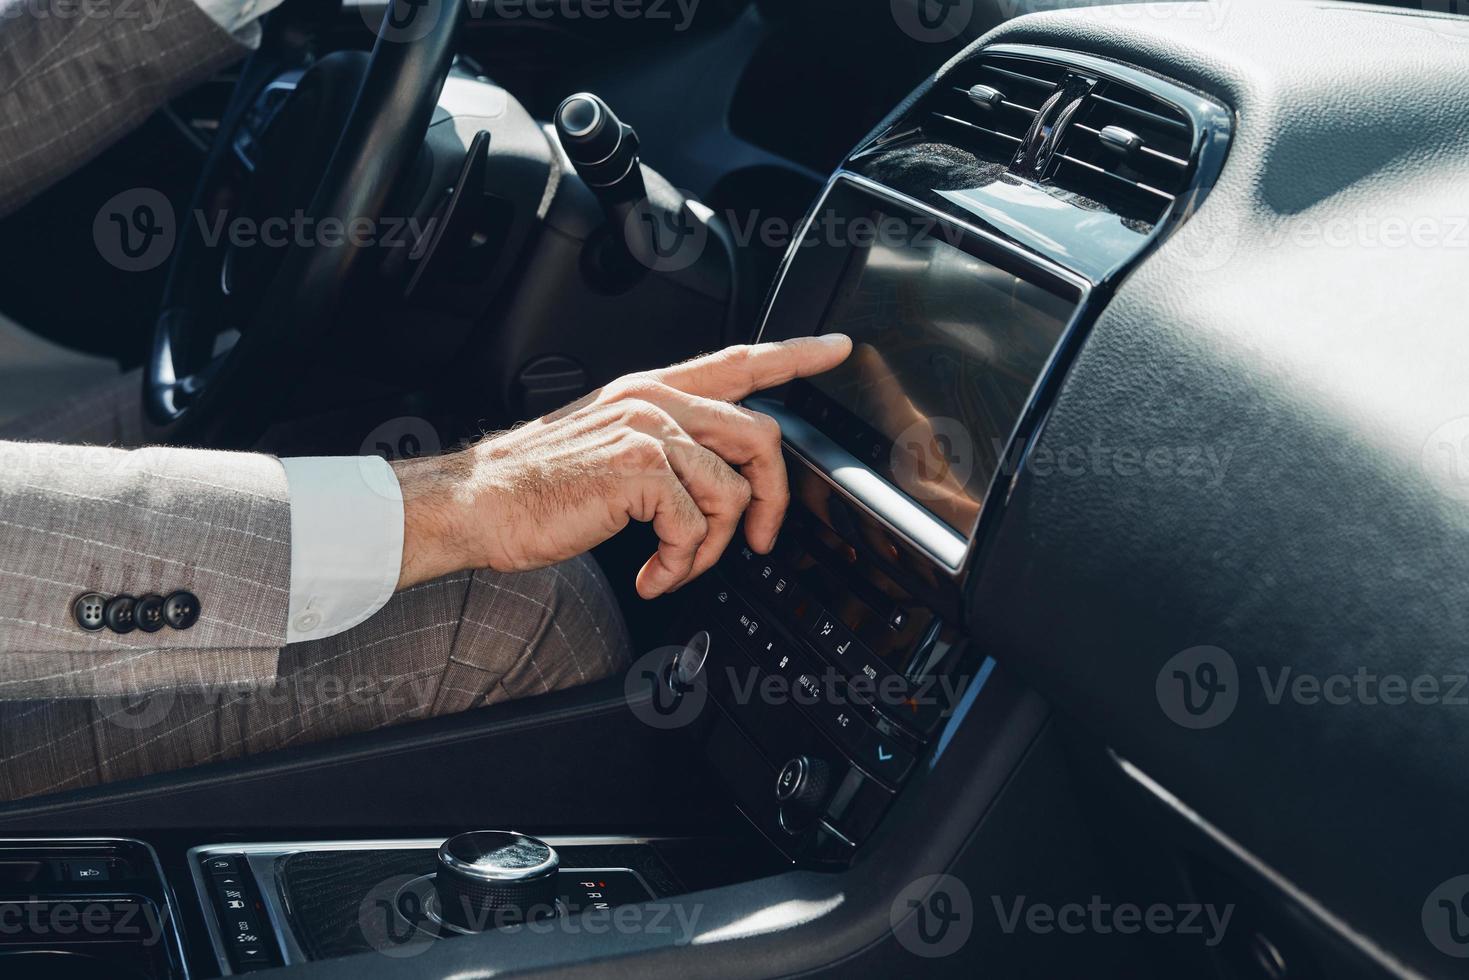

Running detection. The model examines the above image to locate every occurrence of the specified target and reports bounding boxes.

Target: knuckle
[753,411,782,445]
[607,372,661,402]
[620,399,674,432]
[617,431,665,469]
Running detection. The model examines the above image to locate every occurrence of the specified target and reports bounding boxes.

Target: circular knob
[433,831,559,930]
[554,93,622,169]
[668,630,711,691]
[775,756,831,830]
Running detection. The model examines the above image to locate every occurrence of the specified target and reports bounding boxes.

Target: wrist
[394,449,509,589]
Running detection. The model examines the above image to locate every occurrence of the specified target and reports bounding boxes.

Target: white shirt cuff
[281,456,404,645]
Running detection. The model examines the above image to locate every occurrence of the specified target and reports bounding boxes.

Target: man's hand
[393,335,853,598]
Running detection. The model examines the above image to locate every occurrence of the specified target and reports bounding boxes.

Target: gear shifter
[433,831,560,930]
[554,92,655,286]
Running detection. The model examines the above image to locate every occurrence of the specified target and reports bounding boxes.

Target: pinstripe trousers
[0,375,631,801]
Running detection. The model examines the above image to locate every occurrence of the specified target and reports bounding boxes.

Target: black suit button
[135,594,166,633]
[163,591,200,630]
[73,593,108,632]
[103,595,138,634]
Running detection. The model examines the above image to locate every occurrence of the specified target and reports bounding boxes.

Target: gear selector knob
[434,831,559,930]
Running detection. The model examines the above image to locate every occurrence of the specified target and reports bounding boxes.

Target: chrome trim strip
[1110,752,1422,980]
[188,836,687,973]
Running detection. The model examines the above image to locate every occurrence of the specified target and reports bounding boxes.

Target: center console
[662,42,1231,867]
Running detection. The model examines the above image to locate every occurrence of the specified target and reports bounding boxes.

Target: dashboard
[679,3,1469,978]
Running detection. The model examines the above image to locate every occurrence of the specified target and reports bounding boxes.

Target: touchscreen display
[793,209,1076,535]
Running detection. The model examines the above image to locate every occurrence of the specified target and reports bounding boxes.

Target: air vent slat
[913,54,1065,165]
[1055,154,1176,202]
[1050,80,1194,225]
[930,112,1025,145]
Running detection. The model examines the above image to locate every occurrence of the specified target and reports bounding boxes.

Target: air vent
[1048,80,1194,225]
[924,55,1066,164]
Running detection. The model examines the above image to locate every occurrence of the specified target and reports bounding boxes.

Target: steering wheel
[142,0,465,447]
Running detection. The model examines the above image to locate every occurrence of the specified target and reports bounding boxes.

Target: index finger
[653,335,853,402]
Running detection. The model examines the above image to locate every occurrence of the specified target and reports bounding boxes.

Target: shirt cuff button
[293,611,322,632]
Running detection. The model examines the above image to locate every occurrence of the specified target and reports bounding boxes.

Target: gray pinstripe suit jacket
[0,0,289,696]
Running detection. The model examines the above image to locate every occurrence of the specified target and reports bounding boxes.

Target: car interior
[0,0,1466,976]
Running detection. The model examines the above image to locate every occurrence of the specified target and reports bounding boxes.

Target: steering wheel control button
[73,593,108,632]
[103,595,138,634]
[134,594,166,633]
[434,831,560,931]
[163,591,201,630]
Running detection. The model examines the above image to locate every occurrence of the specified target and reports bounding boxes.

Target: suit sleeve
[0,441,292,698]
[0,0,250,217]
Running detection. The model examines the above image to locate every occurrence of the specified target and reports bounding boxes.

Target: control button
[234,942,271,965]
[134,594,166,633]
[855,726,915,786]
[103,595,137,634]
[203,855,240,875]
[810,611,861,662]
[73,592,108,632]
[67,860,110,882]
[163,590,200,629]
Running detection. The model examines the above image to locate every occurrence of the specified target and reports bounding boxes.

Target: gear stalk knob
[434,831,560,931]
